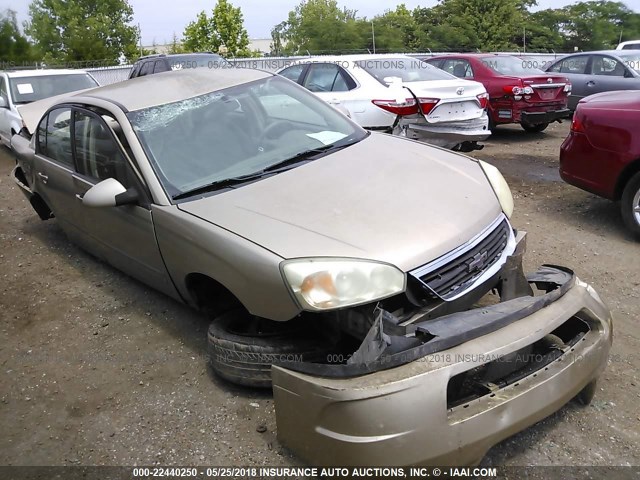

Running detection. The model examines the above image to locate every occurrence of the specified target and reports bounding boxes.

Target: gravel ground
[0,121,638,470]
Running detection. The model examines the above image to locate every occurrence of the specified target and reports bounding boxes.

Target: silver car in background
[545,50,640,110]
[11,68,611,466]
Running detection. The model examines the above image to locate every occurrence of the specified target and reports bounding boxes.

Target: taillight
[418,97,439,115]
[570,113,585,134]
[503,85,524,96]
[371,98,419,116]
[564,83,572,93]
[476,93,489,109]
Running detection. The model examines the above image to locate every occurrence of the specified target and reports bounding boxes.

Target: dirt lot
[0,121,638,468]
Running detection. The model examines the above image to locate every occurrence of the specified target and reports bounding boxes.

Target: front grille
[417,219,510,299]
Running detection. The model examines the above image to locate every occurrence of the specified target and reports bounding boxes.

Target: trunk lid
[402,79,487,123]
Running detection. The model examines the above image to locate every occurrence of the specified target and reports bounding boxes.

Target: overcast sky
[6,0,640,45]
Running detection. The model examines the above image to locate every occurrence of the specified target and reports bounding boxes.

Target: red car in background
[560,91,640,238]
[425,54,571,132]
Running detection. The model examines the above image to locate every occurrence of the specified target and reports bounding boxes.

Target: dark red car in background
[560,91,640,238]
[425,54,571,132]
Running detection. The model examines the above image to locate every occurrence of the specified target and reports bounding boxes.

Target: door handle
[37,172,48,183]
[586,81,596,87]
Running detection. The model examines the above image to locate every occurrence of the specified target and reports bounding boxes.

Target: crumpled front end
[272,231,612,466]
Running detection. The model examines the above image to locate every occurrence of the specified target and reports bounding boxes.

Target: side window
[0,77,8,101]
[591,56,626,76]
[37,108,73,166]
[154,60,170,74]
[129,63,141,78]
[557,56,589,74]
[139,61,154,77]
[279,64,306,83]
[304,64,352,92]
[73,111,131,187]
[442,59,473,78]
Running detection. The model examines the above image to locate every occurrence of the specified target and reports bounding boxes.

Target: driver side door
[68,108,175,296]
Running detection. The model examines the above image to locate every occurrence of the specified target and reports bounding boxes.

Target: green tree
[168,33,185,54]
[182,0,251,57]
[0,9,33,63]
[367,5,419,53]
[25,0,139,64]
[414,0,529,52]
[558,1,640,51]
[275,0,365,55]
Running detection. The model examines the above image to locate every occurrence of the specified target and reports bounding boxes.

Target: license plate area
[428,101,480,122]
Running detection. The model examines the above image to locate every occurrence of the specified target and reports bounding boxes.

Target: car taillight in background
[564,84,572,94]
[570,111,585,134]
[476,93,489,109]
[372,98,440,116]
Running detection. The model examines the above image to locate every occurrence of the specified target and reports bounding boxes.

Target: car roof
[49,67,273,112]
[1,69,91,78]
[136,52,221,61]
[293,53,416,63]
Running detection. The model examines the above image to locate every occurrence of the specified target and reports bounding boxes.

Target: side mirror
[82,178,138,208]
[0,96,8,109]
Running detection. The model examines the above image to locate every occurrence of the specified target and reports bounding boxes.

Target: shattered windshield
[127,76,365,199]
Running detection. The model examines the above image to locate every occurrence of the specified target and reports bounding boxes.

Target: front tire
[521,122,548,133]
[207,310,334,388]
[621,171,640,239]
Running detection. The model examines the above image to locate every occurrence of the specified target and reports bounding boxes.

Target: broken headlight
[479,160,514,219]
[281,258,406,311]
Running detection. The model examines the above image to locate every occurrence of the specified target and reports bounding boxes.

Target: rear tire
[207,310,334,388]
[521,122,548,133]
[621,171,640,239]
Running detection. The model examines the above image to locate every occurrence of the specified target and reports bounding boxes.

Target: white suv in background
[616,40,640,50]
[0,69,98,148]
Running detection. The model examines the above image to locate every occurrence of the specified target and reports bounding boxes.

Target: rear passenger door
[547,55,591,109]
[587,54,639,96]
[301,63,364,122]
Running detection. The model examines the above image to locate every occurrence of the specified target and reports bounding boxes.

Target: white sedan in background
[0,69,98,148]
[278,54,491,151]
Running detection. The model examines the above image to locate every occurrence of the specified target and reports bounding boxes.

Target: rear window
[616,52,640,73]
[481,56,544,75]
[355,57,455,83]
[9,74,98,104]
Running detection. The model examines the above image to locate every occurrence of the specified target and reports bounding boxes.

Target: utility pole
[372,21,376,54]
[139,23,143,56]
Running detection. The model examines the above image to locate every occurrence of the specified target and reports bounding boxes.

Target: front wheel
[521,122,549,133]
[207,310,335,388]
[621,171,640,239]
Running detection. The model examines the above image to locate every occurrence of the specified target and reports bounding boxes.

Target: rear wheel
[521,122,548,133]
[207,310,335,388]
[574,379,598,406]
[621,171,640,239]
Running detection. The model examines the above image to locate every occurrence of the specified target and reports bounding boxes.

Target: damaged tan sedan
[11,68,612,466]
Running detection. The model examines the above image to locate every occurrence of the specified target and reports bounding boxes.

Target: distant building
[141,38,274,57]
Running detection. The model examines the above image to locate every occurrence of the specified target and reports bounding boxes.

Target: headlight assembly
[281,258,406,311]
[479,160,514,219]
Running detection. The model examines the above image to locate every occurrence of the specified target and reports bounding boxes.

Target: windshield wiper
[261,134,364,174]
[172,134,365,201]
[172,171,269,200]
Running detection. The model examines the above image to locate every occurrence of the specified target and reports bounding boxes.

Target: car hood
[177,133,502,272]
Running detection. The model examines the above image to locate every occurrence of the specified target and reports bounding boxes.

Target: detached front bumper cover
[272,266,612,466]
